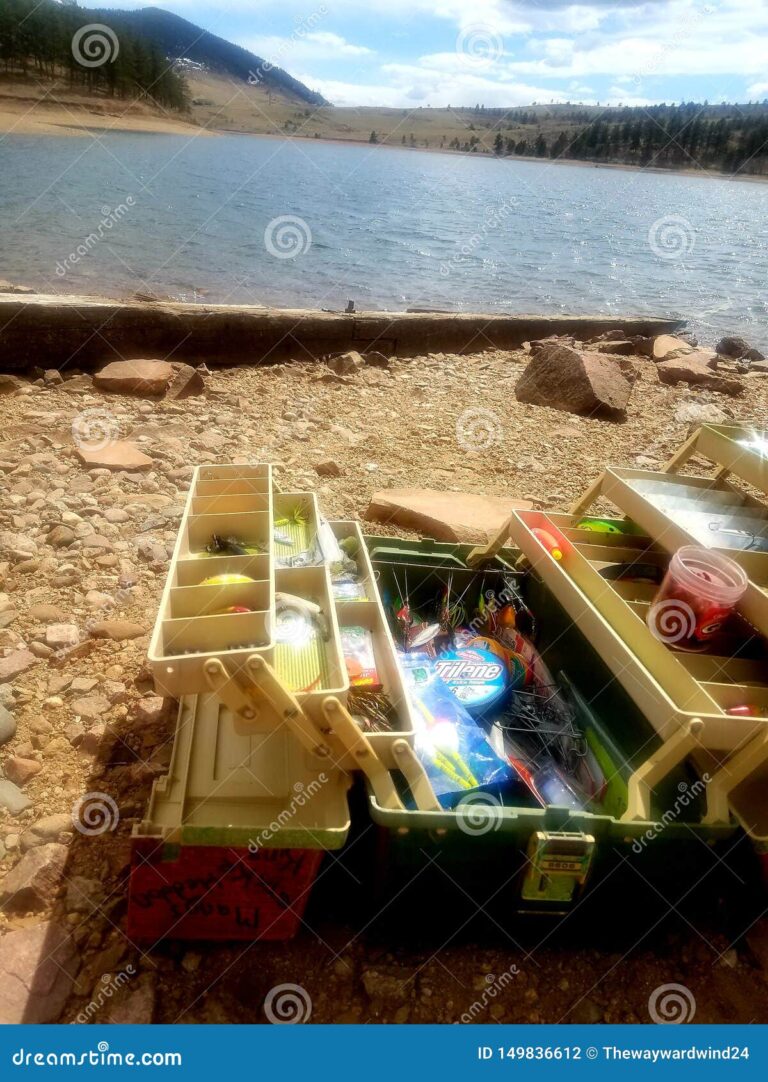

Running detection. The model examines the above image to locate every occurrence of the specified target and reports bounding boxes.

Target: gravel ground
[1,345,768,1025]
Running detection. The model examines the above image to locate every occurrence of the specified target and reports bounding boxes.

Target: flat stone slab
[75,440,153,471]
[0,922,77,1023]
[365,488,532,543]
[94,359,173,396]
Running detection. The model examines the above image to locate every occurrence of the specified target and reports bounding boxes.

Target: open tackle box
[131,463,424,940]
[129,431,768,940]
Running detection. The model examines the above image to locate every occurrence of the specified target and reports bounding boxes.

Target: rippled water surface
[1,132,766,346]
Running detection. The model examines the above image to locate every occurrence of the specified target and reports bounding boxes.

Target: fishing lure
[205,534,264,556]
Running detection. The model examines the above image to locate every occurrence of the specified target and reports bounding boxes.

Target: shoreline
[1,94,763,184]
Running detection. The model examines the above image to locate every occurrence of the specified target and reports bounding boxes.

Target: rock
[65,875,105,914]
[45,623,80,649]
[514,344,637,420]
[135,696,166,724]
[652,335,694,362]
[0,530,37,560]
[0,649,39,683]
[89,620,147,642]
[46,525,75,549]
[166,364,206,400]
[106,975,156,1024]
[0,780,32,816]
[20,814,72,849]
[715,335,765,362]
[0,375,25,396]
[74,441,153,471]
[365,488,532,543]
[328,350,364,376]
[71,694,111,720]
[0,704,16,746]
[4,757,41,787]
[29,605,67,624]
[29,642,53,659]
[362,965,412,1001]
[657,353,744,395]
[674,402,729,426]
[315,458,342,477]
[363,351,391,369]
[0,844,67,910]
[0,922,77,1023]
[595,340,635,355]
[43,369,63,385]
[94,359,173,397]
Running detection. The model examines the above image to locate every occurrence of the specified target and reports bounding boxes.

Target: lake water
[1,132,766,348]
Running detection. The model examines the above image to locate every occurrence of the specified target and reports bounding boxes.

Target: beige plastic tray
[149,464,275,697]
[135,693,352,849]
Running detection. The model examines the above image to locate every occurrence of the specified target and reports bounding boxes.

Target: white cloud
[241,31,374,64]
[747,81,768,99]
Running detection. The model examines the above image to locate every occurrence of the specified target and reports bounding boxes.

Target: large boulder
[0,922,77,1023]
[365,488,532,543]
[94,359,173,396]
[514,343,637,420]
[657,352,744,395]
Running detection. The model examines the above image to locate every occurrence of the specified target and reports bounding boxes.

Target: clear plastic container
[646,545,748,651]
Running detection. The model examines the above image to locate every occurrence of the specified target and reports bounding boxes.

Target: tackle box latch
[520,830,595,913]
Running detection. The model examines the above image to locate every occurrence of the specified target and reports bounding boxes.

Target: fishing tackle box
[131,465,423,941]
[362,534,743,917]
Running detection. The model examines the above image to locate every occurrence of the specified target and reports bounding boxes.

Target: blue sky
[105,1,768,107]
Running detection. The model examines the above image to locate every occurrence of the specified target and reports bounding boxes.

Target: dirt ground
[1,342,768,1024]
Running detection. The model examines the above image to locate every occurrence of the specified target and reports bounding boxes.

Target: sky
[103,0,768,108]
